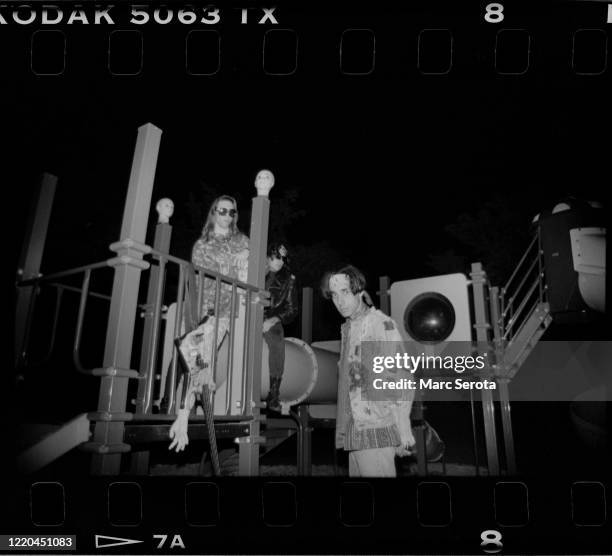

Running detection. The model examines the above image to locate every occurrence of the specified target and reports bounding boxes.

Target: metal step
[124,418,253,444]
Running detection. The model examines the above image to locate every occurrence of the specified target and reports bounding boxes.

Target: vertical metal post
[131,215,172,474]
[470,262,500,475]
[238,172,272,476]
[15,173,57,369]
[296,405,312,476]
[301,286,313,344]
[90,123,162,475]
[136,218,172,415]
[499,289,506,340]
[489,285,516,474]
[223,284,238,415]
[489,287,502,346]
[469,390,481,476]
[225,282,246,417]
[378,275,390,315]
[165,266,185,415]
[411,400,427,476]
[209,278,222,411]
[498,378,516,474]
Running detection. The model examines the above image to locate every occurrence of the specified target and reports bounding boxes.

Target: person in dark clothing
[263,243,298,412]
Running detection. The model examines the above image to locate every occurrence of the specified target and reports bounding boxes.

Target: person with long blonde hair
[169,195,249,452]
[193,194,249,313]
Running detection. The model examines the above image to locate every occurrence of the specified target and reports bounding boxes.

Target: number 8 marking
[480,529,503,553]
[484,3,505,23]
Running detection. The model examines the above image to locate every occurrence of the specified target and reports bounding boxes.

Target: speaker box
[389,273,472,344]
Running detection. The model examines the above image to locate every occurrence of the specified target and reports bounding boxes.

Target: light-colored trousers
[348,447,397,477]
[177,316,229,406]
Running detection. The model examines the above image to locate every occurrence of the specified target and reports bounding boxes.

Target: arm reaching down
[169,317,224,452]
[168,343,205,453]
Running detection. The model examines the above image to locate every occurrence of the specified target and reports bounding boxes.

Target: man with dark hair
[321,265,415,477]
[264,242,298,412]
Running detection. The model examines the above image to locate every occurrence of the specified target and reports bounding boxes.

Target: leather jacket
[264,267,298,326]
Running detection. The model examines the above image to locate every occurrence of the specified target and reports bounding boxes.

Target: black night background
[1,4,610,553]
[8,18,609,324]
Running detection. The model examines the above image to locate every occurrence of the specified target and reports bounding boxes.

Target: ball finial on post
[156,198,174,224]
[254,169,275,197]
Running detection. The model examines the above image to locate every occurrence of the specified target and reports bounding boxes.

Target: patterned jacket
[264,267,298,326]
[335,306,415,451]
[191,232,249,319]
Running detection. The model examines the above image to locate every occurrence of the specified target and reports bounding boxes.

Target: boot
[267,377,282,413]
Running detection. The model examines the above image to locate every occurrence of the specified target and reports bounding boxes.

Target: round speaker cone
[404,292,456,343]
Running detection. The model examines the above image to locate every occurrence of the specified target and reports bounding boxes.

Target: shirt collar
[347,301,369,322]
[211,232,230,241]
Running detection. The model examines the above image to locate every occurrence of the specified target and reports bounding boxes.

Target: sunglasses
[215,208,237,217]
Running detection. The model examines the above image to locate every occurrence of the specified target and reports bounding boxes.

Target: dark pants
[263,321,285,379]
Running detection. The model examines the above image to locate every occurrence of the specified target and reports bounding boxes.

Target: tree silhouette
[427,194,533,285]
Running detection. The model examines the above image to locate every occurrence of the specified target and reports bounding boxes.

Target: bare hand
[235,249,249,282]
[395,442,416,458]
[168,411,189,452]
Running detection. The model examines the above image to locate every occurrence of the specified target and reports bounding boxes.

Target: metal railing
[15,248,266,420]
[142,247,265,418]
[498,228,547,345]
[16,261,115,373]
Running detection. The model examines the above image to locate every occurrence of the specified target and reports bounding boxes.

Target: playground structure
[15,123,607,477]
[158,308,340,414]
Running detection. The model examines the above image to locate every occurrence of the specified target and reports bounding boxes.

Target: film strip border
[3,477,610,553]
[2,3,611,77]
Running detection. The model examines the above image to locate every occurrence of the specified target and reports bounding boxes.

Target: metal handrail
[16,261,111,286]
[502,276,541,342]
[510,254,540,304]
[16,241,267,420]
[48,282,111,301]
[499,228,546,344]
[148,247,261,293]
[17,261,111,371]
[140,257,167,414]
[151,249,265,417]
[17,258,143,377]
[501,234,538,294]
[504,295,542,348]
[537,231,544,301]
[18,263,121,373]
[72,270,93,373]
[500,254,540,321]
[146,249,262,409]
